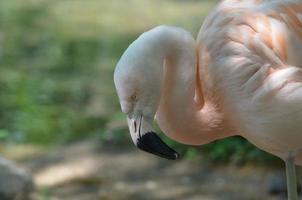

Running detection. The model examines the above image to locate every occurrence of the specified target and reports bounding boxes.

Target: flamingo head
[113,35,179,160]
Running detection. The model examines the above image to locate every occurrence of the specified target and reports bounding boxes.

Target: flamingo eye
[130,94,137,102]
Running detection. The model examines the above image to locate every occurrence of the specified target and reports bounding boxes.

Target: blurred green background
[0,0,281,165]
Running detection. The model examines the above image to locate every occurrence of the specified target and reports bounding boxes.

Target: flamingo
[114,0,302,199]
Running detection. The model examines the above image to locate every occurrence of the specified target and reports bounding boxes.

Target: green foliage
[200,136,282,165]
[162,135,281,165]
[0,0,112,144]
[0,129,8,140]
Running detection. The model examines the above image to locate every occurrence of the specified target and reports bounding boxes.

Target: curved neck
[145,26,234,145]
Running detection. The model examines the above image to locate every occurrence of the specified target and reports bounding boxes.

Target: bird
[113,0,302,199]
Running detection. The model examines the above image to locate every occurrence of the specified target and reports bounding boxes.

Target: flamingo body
[114,1,302,198]
[114,0,302,170]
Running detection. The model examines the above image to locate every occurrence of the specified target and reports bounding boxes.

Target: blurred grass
[0,0,279,165]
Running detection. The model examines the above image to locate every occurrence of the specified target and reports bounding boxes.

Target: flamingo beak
[127,115,180,160]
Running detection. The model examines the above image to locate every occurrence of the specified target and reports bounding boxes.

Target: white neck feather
[137,25,197,109]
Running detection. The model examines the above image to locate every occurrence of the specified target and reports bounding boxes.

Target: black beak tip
[136,131,180,160]
[168,152,180,160]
